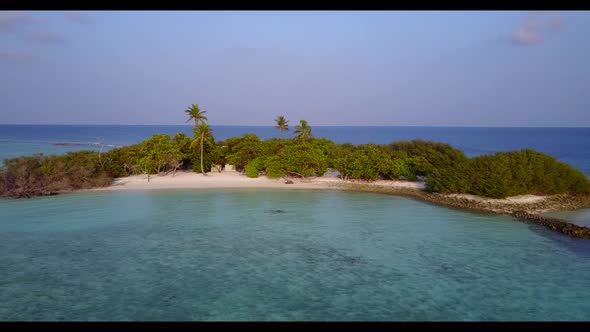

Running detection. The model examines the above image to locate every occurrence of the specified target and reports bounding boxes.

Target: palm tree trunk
[200,133,206,176]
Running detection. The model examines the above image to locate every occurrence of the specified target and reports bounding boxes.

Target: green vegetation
[274,115,289,132]
[222,133,264,171]
[265,142,328,178]
[427,149,590,198]
[245,156,267,178]
[191,123,214,175]
[0,151,112,198]
[185,104,211,175]
[184,103,208,126]
[1,107,588,199]
[294,119,312,142]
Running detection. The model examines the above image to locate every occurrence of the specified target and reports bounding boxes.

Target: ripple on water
[1,189,590,321]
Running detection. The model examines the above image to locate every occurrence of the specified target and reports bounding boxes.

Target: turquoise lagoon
[1,189,590,321]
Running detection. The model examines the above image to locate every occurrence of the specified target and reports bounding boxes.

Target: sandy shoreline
[88,170,426,192]
[88,170,546,206]
[76,170,590,240]
[88,171,545,206]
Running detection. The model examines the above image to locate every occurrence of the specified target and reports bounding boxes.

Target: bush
[192,151,213,174]
[386,158,413,179]
[335,150,380,180]
[387,140,468,175]
[425,162,470,194]
[173,132,193,166]
[426,149,590,198]
[265,144,328,178]
[103,143,144,177]
[223,134,264,171]
[245,156,267,178]
[327,143,356,168]
[0,151,113,198]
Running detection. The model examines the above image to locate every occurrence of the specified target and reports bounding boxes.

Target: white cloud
[0,11,33,32]
[512,11,562,45]
[64,11,94,24]
[0,50,37,62]
[30,30,66,44]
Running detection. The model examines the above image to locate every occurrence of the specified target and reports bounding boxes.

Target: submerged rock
[265,209,287,214]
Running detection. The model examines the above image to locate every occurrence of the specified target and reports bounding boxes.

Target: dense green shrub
[265,144,328,178]
[173,132,193,164]
[387,140,468,175]
[134,134,184,177]
[207,142,227,167]
[333,145,425,181]
[261,138,292,156]
[386,158,413,179]
[191,149,213,174]
[0,151,112,198]
[223,134,264,171]
[425,162,470,194]
[334,150,380,180]
[326,143,356,166]
[426,149,590,198]
[245,156,267,178]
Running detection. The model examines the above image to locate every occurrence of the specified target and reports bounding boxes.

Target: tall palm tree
[185,104,208,126]
[294,119,312,142]
[274,115,289,132]
[191,123,213,176]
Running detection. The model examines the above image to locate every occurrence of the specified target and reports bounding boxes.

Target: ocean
[1,125,590,321]
[1,190,590,320]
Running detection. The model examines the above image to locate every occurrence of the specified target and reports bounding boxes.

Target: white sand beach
[446,193,546,205]
[89,170,426,192]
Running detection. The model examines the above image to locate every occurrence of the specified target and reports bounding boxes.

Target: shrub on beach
[222,134,264,172]
[333,145,427,181]
[0,151,112,198]
[385,158,413,180]
[104,133,192,177]
[191,152,213,174]
[426,149,590,198]
[334,150,380,180]
[103,144,142,177]
[425,162,470,194]
[387,140,468,175]
[265,144,328,178]
[245,156,267,178]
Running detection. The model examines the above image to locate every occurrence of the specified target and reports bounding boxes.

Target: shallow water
[542,209,590,228]
[1,189,590,321]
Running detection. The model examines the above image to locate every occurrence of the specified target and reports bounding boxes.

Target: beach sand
[446,193,546,205]
[89,170,426,192]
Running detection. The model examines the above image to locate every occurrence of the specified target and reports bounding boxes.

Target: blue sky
[0,11,589,126]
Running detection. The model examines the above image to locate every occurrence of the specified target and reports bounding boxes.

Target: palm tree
[191,123,213,176]
[274,115,289,132]
[294,119,312,142]
[185,104,208,126]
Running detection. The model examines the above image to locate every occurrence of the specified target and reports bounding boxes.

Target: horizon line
[1,123,590,129]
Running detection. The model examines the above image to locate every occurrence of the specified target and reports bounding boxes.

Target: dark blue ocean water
[0,125,589,175]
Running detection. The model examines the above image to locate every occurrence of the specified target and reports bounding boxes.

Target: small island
[1,104,589,239]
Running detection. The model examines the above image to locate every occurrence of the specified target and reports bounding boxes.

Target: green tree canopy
[294,119,312,143]
[274,115,289,132]
[184,103,208,126]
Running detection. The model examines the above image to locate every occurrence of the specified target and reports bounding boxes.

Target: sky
[0,10,589,126]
